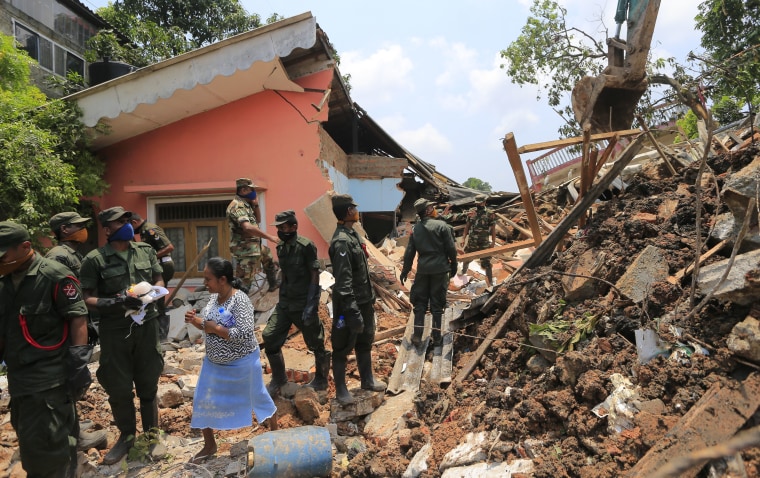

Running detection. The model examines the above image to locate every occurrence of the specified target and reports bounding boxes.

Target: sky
[84,0,704,193]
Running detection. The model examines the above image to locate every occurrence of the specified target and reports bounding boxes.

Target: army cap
[475,194,488,202]
[0,221,31,256]
[49,212,90,232]
[331,194,357,209]
[272,210,297,226]
[98,206,132,225]
[414,198,433,214]
[236,178,254,188]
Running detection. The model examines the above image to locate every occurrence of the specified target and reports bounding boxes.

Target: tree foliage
[88,0,266,67]
[462,177,492,193]
[0,34,106,238]
[694,0,760,120]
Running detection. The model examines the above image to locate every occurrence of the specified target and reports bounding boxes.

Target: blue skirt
[190,348,277,430]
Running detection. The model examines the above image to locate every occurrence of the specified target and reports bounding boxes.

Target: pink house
[69,12,467,282]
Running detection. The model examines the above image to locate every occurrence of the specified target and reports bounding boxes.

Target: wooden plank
[503,133,543,245]
[457,239,535,262]
[374,325,407,342]
[387,311,429,395]
[667,240,727,284]
[626,373,760,478]
[516,134,645,271]
[517,129,641,153]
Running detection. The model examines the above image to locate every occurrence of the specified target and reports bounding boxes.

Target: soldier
[47,211,91,277]
[400,199,458,347]
[0,221,92,477]
[460,194,497,287]
[226,178,279,291]
[263,210,330,395]
[329,194,387,405]
[79,207,165,465]
[130,213,175,341]
[46,211,108,452]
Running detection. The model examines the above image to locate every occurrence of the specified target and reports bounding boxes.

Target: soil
[2,147,760,477]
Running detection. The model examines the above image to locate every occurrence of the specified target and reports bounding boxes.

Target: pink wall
[93,69,336,256]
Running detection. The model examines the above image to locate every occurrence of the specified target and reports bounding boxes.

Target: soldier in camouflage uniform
[460,194,496,286]
[329,194,387,405]
[226,178,279,291]
[130,214,175,341]
[400,199,458,347]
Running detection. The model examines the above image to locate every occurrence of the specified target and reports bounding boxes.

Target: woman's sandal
[191,449,216,464]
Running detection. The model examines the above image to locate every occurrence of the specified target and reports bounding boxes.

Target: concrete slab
[429,308,454,387]
[615,245,669,303]
[363,391,415,442]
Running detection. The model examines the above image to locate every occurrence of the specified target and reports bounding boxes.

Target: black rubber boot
[305,351,331,391]
[357,351,387,392]
[103,399,136,465]
[332,358,354,405]
[266,350,288,396]
[411,311,425,346]
[431,313,443,347]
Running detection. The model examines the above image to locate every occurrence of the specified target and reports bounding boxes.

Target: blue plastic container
[249,426,332,478]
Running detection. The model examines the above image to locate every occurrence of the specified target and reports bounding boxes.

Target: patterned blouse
[201,289,258,364]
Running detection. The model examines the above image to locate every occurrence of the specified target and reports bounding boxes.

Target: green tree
[694,0,760,123]
[0,34,106,238]
[462,177,492,193]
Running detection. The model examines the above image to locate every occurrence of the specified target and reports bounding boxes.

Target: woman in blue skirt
[185,257,278,463]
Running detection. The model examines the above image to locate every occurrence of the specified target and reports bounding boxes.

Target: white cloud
[341,45,414,103]
[391,123,453,156]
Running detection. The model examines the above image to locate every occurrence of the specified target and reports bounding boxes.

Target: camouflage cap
[272,210,297,226]
[475,194,488,202]
[331,194,357,209]
[98,206,132,225]
[0,221,31,256]
[236,178,254,189]
[49,212,90,232]
[414,198,433,214]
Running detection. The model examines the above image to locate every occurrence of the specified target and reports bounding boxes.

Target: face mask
[63,228,88,244]
[0,248,34,276]
[429,209,438,218]
[277,231,296,242]
[108,222,134,242]
[243,190,257,200]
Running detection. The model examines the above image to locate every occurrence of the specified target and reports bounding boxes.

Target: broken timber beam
[516,129,640,154]
[457,239,535,262]
[667,239,727,284]
[627,372,760,478]
[503,133,543,246]
[453,286,527,384]
[516,134,645,272]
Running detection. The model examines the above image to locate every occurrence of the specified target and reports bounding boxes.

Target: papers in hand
[126,284,169,324]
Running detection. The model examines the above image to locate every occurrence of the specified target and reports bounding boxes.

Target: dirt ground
[2,147,760,477]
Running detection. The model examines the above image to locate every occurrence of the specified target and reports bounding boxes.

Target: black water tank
[88,59,136,86]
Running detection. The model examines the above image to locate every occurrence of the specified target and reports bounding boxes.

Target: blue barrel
[249,426,332,478]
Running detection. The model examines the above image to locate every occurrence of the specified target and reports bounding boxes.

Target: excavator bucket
[571,0,660,134]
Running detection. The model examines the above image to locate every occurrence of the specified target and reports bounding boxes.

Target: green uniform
[226,195,275,288]
[402,216,457,329]
[45,243,83,277]
[135,221,175,339]
[328,224,376,359]
[262,235,325,355]
[79,241,164,437]
[462,205,496,274]
[0,253,87,476]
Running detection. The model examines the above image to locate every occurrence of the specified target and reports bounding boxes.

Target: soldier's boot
[431,313,443,347]
[411,311,425,346]
[357,351,387,392]
[332,358,354,405]
[102,399,136,465]
[305,351,331,391]
[77,427,107,451]
[460,261,471,276]
[266,350,288,396]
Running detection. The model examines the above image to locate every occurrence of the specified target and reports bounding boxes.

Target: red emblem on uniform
[63,283,78,298]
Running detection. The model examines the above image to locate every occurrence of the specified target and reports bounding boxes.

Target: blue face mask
[108,222,134,242]
[243,190,257,200]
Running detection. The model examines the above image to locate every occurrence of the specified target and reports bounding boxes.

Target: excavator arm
[571,0,661,133]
